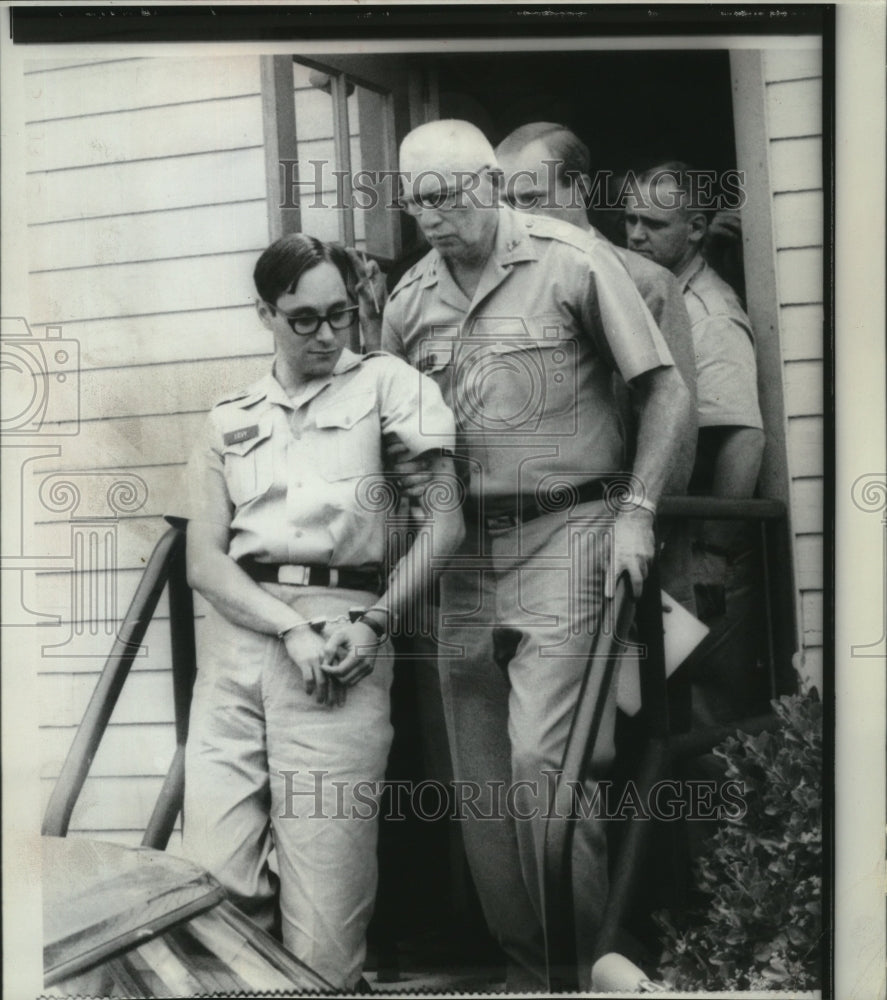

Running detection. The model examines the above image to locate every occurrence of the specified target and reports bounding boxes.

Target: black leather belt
[239,559,384,594]
[469,479,614,533]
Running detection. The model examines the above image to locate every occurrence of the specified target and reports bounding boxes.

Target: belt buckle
[278,564,310,586]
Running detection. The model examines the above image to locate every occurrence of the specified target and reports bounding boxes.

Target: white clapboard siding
[765,79,822,139]
[41,723,177,779]
[22,568,207,620]
[24,52,372,841]
[43,307,271,370]
[30,201,269,273]
[23,55,278,841]
[765,52,824,689]
[783,360,823,417]
[33,414,212,471]
[779,304,823,362]
[25,56,262,120]
[31,251,261,326]
[41,775,171,833]
[71,355,270,422]
[773,191,824,249]
[27,148,268,224]
[28,95,265,174]
[769,137,822,192]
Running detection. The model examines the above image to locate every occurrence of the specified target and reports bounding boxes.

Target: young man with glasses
[174,233,462,991]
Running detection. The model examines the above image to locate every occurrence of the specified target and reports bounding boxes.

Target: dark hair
[253,233,357,306]
[496,122,590,183]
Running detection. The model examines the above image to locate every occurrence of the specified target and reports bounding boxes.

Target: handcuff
[277,606,392,643]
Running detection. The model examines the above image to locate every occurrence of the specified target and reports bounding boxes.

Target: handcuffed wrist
[620,496,657,517]
[277,621,310,641]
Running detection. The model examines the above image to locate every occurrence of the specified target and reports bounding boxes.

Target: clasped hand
[283,618,382,707]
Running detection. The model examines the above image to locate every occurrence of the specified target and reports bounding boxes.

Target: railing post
[142,529,197,849]
[42,527,185,838]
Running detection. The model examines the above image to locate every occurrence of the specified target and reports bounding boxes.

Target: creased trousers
[437,502,619,990]
[182,584,394,990]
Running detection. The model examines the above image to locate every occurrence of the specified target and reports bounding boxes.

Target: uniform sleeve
[581,244,675,384]
[380,294,408,360]
[376,358,456,457]
[169,413,234,527]
[694,313,763,430]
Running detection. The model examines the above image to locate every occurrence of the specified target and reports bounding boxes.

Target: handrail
[542,495,797,983]
[542,574,634,989]
[42,526,186,838]
[657,495,786,520]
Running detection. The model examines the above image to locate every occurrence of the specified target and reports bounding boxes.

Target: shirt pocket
[473,315,578,421]
[222,420,274,506]
[314,390,381,481]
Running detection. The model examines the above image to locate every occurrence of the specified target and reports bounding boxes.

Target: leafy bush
[655,692,823,991]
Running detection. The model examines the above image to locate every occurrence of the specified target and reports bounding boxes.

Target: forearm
[702,425,765,551]
[709,426,765,499]
[187,535,306,636]
[365,458,465,630]
[630,366,692,507]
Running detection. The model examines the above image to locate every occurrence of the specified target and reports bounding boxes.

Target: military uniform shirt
[677,256,763,431]
[180,349,456,567]
[381,207,675,499]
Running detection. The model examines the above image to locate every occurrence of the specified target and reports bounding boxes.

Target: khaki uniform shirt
[591,230,698,493]
[180,349,455,566]
[382,208,675,500]
[677,256,763,431]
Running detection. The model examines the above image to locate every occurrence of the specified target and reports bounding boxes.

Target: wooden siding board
[794,535,824,590]
[29,201,268,273]
[775,247,823,305]
[773,191,824,249]
[780,304,823,361]
[37,307,268,370]
[39,670,175,727]
[30,251,261,324]
[787,417,823,478]
[783,359,824,417]
[801,591,824,646]
[25,56,261,121]
[40,723,176,779]
[24,414,208,471]
[69,355,270,422]
[27,147,267,224]
[765,78,822,139]
[763,49,822,84]
[41,775,170,831]
[770,137,823,192]
[789,478,824,535]
[27,96,264,174]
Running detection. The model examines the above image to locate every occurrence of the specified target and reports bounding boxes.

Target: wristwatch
[357,611,388,641]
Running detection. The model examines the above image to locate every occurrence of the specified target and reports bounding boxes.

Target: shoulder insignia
[212,381,266,411]
[388,251,436,300]
[520,213,595,255]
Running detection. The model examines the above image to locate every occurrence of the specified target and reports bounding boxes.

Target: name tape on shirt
[223,425,259,446]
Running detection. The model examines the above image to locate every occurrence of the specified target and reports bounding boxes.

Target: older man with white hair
[382,120,691,989]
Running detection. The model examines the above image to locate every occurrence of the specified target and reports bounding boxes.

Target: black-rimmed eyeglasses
[274,305,359,337]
